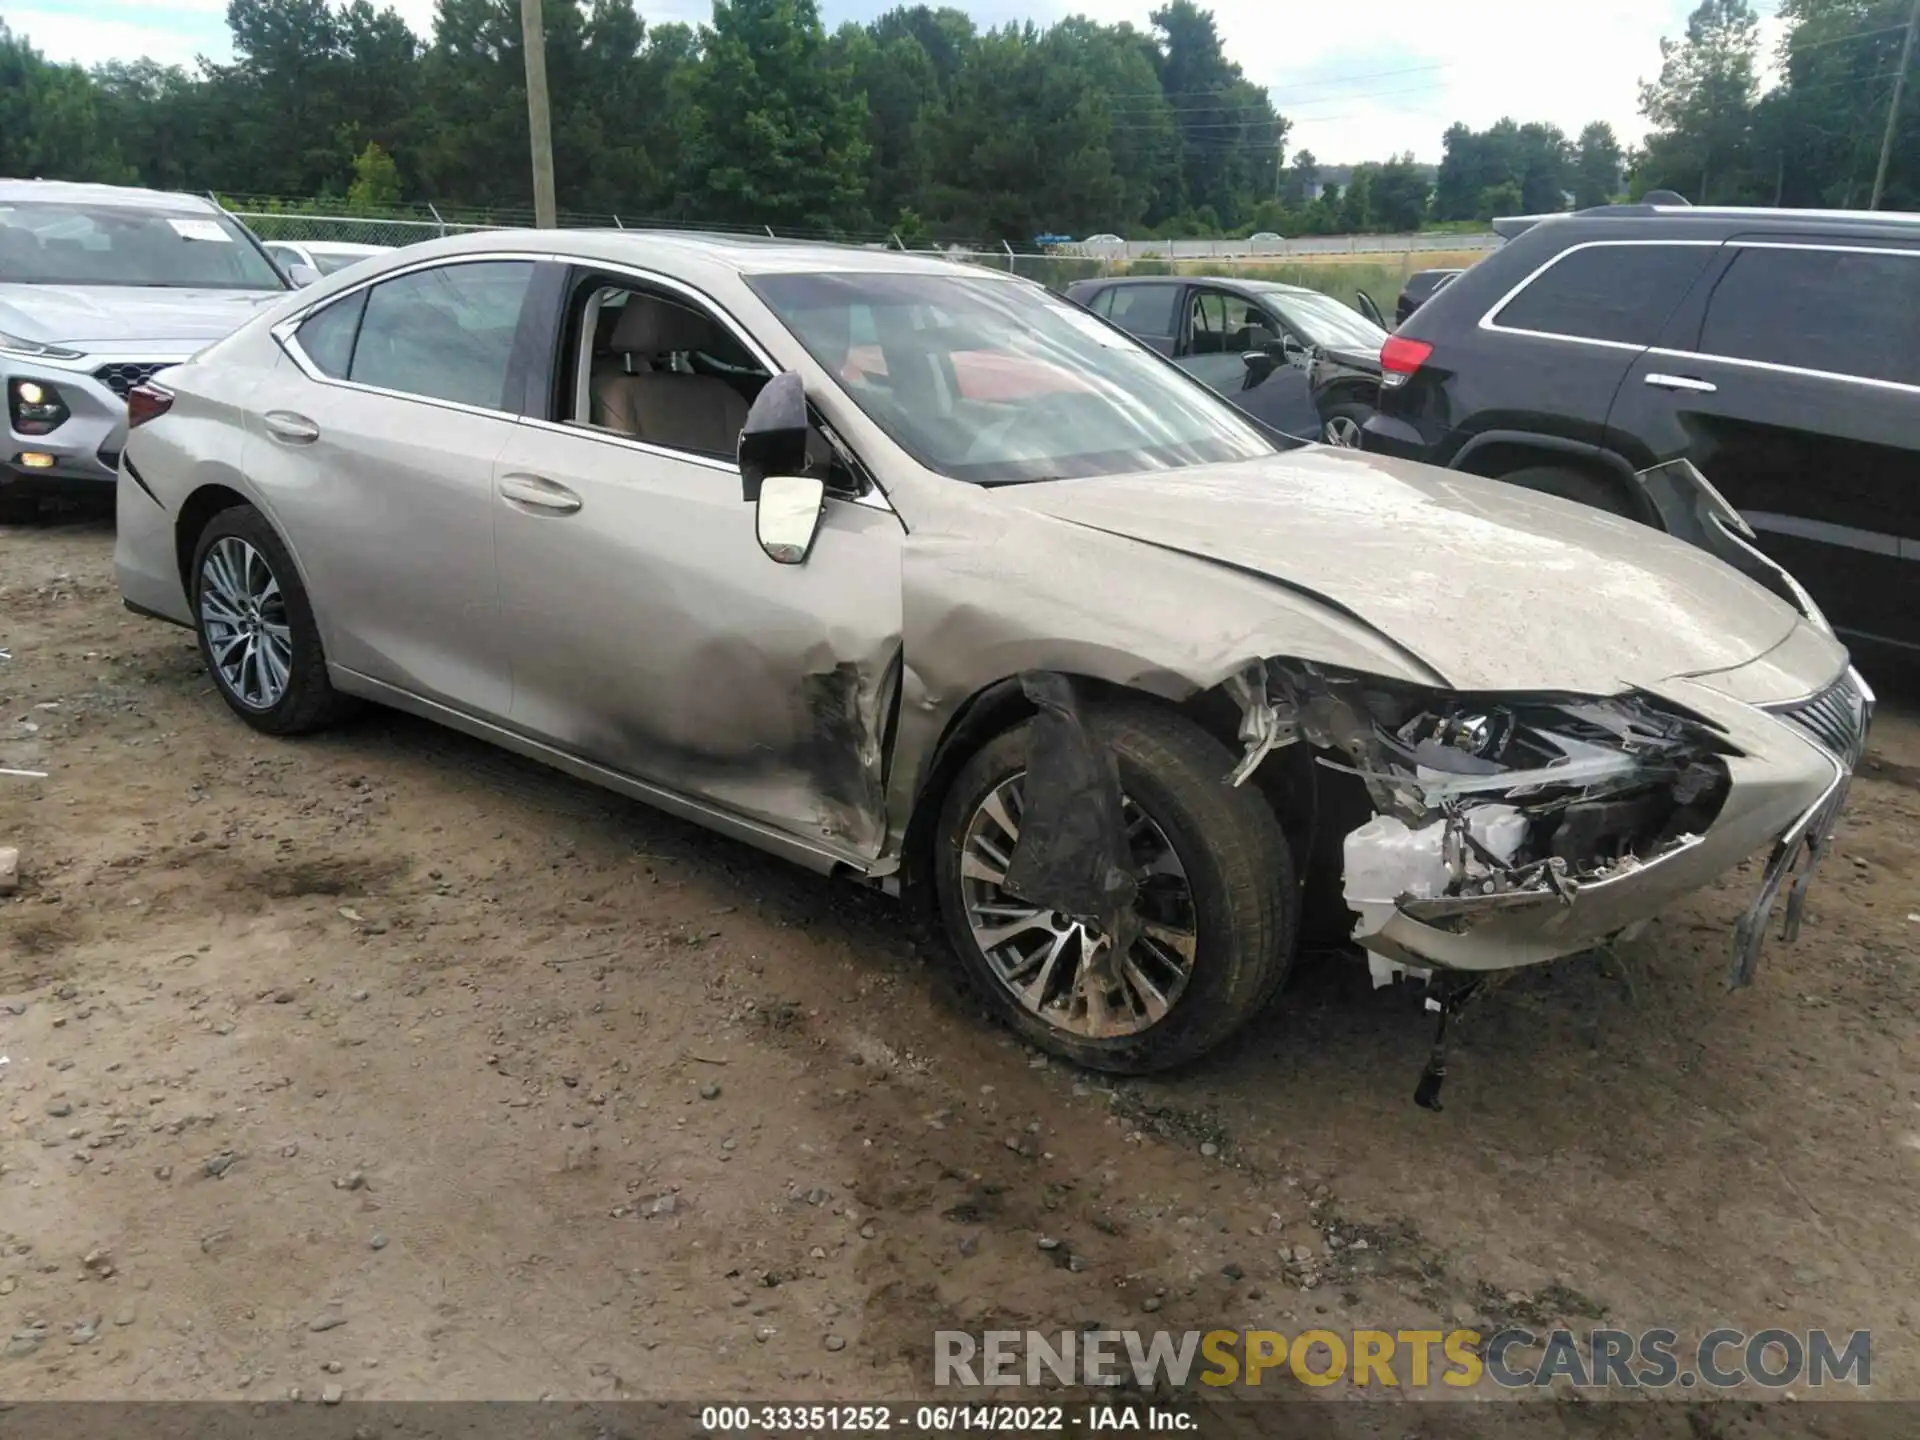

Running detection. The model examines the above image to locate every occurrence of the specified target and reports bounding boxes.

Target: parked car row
[0,178,1880,1087]
[1062,274,1387,447]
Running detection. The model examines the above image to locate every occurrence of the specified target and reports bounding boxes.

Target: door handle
[1644,372,1717,394]
[262,410,320,444]
[499,473,582,514]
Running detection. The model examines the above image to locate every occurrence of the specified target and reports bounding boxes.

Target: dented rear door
[491,421,904,863]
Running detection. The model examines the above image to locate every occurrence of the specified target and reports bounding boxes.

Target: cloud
[8,3,229,69]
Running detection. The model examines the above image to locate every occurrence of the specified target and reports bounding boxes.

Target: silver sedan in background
[114,230,1867,1083]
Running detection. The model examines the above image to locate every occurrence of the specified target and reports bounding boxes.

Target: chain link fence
[225,204,1496,306]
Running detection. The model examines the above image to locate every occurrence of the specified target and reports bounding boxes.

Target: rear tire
[1500,463,1633,517]
[190,505,356,735]
[933,701,1296,1074]
[1321,403,1371,449]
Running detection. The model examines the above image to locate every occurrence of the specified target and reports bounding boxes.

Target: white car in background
[0,179,289,521]
[263,240,393,284]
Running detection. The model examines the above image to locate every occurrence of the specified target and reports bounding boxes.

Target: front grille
[93,362,168,401]
[1770,669,1870,766]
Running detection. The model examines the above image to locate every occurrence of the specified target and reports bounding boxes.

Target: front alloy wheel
[934,702,1297,1073]
[957,774,1199,1038]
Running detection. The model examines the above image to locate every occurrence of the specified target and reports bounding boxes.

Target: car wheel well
[898,671,1308,918]
[1459,444,1652,523]
[174,484,251,591]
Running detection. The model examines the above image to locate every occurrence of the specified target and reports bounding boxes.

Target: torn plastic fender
[1633,458,1832,633]
[879,521,1445,869]
[998,672,1141,965]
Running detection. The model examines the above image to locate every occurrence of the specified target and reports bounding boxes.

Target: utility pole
[519,0,557,227]
[1870,0,1920,210]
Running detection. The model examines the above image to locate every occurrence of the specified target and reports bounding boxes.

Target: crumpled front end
[1227,656,1869,981]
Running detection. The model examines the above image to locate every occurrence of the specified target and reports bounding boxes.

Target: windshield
[0,202,285,290]
[750,271,1283,484]
[1261,288,1387,351]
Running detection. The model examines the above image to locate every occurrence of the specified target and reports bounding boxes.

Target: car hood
[0,283,285,349]
[1001,447,1809,694]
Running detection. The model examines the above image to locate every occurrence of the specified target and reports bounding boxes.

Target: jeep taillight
[1380,336,1433,389]
[126,383,175,429]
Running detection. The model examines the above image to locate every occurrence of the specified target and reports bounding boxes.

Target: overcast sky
[11,0,1785,164]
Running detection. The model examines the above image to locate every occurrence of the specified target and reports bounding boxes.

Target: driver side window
[559,277,868,492]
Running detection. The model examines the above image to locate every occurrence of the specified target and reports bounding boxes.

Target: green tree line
[1635,0,1920,207]
[0,0,1301,243]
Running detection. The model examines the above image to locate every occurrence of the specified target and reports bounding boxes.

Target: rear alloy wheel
[934,703,1296,1073]
[1321,404,1370,448]
[191,505,355,735]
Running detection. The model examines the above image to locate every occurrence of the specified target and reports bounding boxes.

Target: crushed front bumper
[1357,666,1871,978]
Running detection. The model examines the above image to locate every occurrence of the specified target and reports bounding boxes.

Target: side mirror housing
[286,263,323,288]
[739,372,809,503]
[755,473,826,565]
[1241,351,1279,386]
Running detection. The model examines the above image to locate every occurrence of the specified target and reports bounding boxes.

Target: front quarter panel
[884,504,1447,852]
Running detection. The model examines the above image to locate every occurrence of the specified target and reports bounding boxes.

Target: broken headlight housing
[1231,662,1733,932]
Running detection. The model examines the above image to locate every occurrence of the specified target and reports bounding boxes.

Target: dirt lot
[3,509,1918,1413]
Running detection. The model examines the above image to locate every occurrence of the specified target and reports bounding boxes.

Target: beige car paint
[116,229,1859,981]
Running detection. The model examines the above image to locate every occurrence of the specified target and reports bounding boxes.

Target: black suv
[1363,204,1919,656]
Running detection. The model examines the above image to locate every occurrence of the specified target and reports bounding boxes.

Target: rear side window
[1106,283,1179,337]
[293,289,366,379]
[1083,287,1116,318]
[349,260,535,411]
[1493,243,1713,346]
[1699,245,1920,387]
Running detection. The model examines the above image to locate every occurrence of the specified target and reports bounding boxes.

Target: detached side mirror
[1241,351,1279,387]
[756,473,826,565]
[738,371,809,503]
[287,263,322,288]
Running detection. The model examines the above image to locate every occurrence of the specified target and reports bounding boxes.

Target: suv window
[293,289,367,379]
[1493,243,1713,346]
[1699,244,1920,387]
[1106,283,1178,337]
[349,260,534,410]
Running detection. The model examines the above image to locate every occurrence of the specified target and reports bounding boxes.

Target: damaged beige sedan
[114,232,1869,1089]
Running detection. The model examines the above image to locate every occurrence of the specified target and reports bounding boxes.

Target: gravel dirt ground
[2,509,1917,1420]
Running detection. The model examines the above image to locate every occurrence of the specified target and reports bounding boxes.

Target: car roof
[347,227,1019,290]
[0,178,223,214]
[1091,274,1317,297]
[1494,203,1920,244]
[286,240,392,255]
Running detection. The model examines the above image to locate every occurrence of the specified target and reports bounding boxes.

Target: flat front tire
[933,701,1296,1073]
[190,505,354,735]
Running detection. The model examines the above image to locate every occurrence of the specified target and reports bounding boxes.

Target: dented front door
[491,422,904,862]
